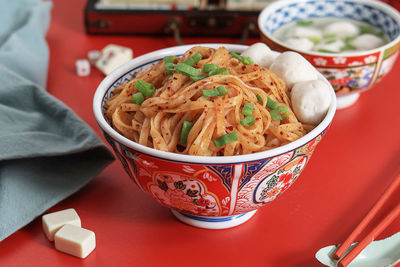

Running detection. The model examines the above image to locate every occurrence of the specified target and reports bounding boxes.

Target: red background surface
[0,1,399,266]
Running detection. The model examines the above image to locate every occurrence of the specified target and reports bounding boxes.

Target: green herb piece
[213,132,238,147]
[230,52,254,65]
[242,102,254,116]
[131,92,145,105]
[296,20,313,26]
[209,68,230,76]
[270,106,290,120]
[183,53,202,66]
[203,64,220,73]
[341,44,356,51]
[135,79,155,96]
[256,94,263,104]
[179,120,193,144]
[190,74,208,82]
[202,86,228,97]
[164,56,174,64]
[317,49,336,53]
[164,56,175,75]
[266,97,278,110]
[325,39,336,44]
[176,63,201,76]
[323,33,337,39]
[307,36,321,44]
[240,116,256,127]
[359,24,384,37]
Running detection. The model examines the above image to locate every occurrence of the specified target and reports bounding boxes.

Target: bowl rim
[93,43,336,164]
[258,0,400,57]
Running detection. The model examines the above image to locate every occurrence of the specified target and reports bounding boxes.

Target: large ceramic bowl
[259,0,400,109]
[93,44,336,229]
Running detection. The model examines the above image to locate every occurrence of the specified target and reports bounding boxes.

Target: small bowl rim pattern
[93,43,336,165]
[258,0,400,57]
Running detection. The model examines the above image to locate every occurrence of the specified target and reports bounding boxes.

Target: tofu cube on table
[42,208,81,241]
[55,224,96,259]
[95,44,133,75]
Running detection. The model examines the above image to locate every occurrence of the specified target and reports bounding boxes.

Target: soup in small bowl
[259,0,400,109]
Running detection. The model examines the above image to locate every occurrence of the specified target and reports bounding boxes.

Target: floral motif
[313,57,328,66]
[364,55,377,64]
[333,57,347,64]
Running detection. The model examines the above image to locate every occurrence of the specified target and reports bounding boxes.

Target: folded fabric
[0,0,114,241]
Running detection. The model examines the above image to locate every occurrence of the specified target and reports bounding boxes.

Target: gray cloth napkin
[0,0,114,241]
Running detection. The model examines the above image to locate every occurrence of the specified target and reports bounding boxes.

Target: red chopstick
[332,173,400,266]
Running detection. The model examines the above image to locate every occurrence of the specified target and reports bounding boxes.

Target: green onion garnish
[240,116,256,127]
[176,63,201,77]
[230,52,253,65]
[203,64,219,73]
[183,53,202,66]
[179,120,193,144]
[135,79,155,97]
[242,102,254,116]
[307,36,321,44]
[214,132,238,147]
[190,74,208,82]
[266,97,278,110]
[270,106,289,121]
[209,68,230,76]
[296,20,313,26]
[164,56,174,64]
[323,33,337,39]
[317,49,336,53]
[256,94,263,104]
[164,56,175,75]
[132,92,145,105]
[202,86,228,97]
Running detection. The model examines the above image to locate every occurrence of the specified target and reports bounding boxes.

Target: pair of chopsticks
[333,173,400,267]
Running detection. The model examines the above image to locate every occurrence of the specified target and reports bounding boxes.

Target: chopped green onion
[296,20,313,26]
[183,53,202,66]
[240,116,256,127]
[270,106,289,121]
[213,132,238,147]
[256,94,264,104]
[242,102,254,116]
[164,56,174,64]
[190,74,208,82]
[230,52,253,65]
[202,86,227,97]
[306,36,321,44]
[341,44,356,51]
[209,68,230,76]
[131,92,145,105]
[216,86,228,96]
[203,64,219,73]
[176,63,201,76]
[266,97,278,110]
[325,39,336,44]
[164,56,175,75]
[135,79,155,96]
[317,49,336,53]
[179,120,193,144]
[359,24,384,37]
[323,33,337,39]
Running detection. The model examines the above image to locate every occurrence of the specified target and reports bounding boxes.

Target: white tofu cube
[95,44,133,75]
[54,224,96,259]
[75,59,91,77]
[42,208,81,241]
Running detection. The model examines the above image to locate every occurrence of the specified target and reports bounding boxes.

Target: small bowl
[259,0,400,109]
[93,44,336,229]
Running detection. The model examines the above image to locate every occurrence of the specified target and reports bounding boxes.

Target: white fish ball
[314,39,345,53]
[241,42,277,68]
[323,21,359,39]
[270,51,318,89]
[351,34,384,50]
[285,37,314,51]
[291,80,332,125]
[287,26,322,39]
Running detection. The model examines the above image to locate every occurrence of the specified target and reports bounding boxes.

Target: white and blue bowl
[259,0,400,109]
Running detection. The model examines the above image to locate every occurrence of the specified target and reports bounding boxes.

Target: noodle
[104,46,313,156]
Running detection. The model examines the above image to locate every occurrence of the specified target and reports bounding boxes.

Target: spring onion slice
[176,63,201,76]
[131,92,145,105]
[240,116,256,127]
[202,86,227,97]
[213,132,238,148]
[209,68,229,76]
[190,74,208,82]
[266,97,278,110]
[183,53,202,66]
[164,56,175,75]
[203,64,219,73]
[216,86,228,96]
[179,120,193,144]
[256,94,263,104]
[270,106,289,121]
[242,102,254,116]
[230,52,253,65]
[135,79,155,96]
[296,20,313,26]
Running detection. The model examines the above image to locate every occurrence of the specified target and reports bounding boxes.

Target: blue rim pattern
[262,0,400,40]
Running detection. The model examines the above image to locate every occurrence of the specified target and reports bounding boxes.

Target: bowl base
[336,93,360,109]
[170,210,257,229]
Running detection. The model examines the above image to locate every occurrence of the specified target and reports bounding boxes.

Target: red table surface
[1,1,400,266]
